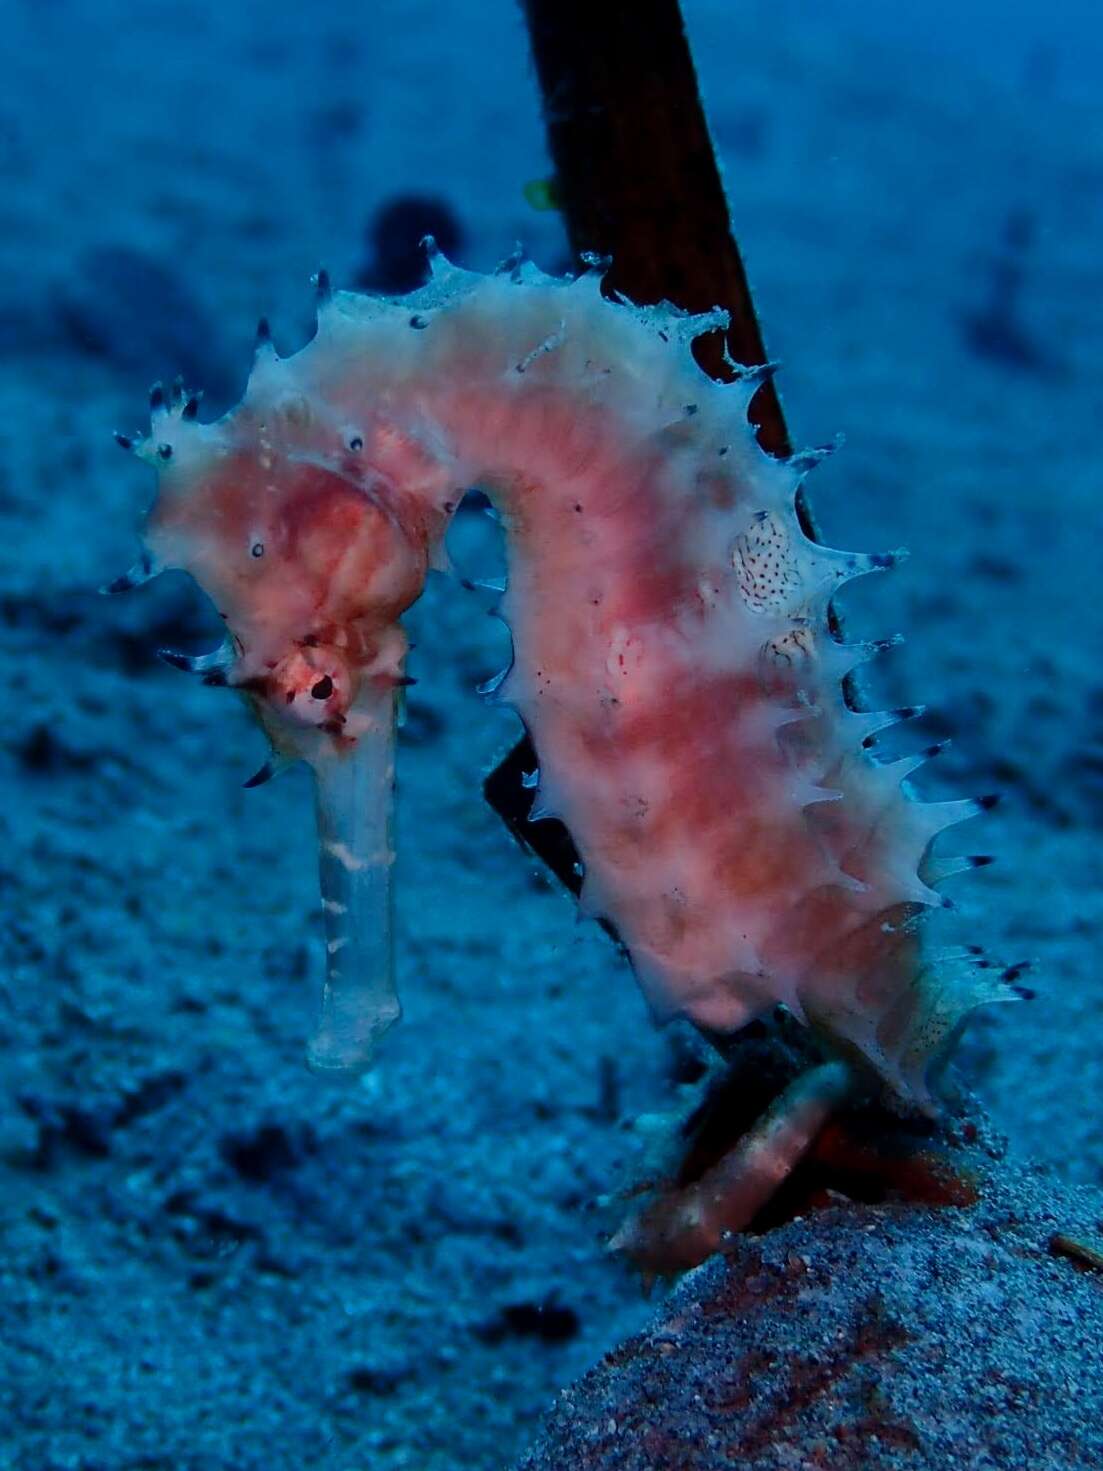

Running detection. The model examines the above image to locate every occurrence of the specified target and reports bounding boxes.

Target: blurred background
[0,2,1099,1467]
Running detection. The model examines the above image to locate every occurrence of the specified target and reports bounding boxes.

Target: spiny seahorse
[110,246,1020,1259]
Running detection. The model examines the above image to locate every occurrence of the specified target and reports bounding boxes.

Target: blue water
[1,2,1099,1467]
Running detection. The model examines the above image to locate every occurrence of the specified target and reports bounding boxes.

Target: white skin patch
[734,510,802,615]
[325,840,368,872]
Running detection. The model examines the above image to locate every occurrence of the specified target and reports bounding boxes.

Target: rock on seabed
[515,1163,1103,1471]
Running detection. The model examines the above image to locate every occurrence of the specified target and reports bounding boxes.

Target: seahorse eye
[251,541,265,558]
[311,675,334,700]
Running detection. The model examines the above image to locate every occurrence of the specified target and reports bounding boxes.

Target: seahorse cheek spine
[128,251,1012,1102]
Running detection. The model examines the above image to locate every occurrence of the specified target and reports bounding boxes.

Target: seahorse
[111,246,1018,1245]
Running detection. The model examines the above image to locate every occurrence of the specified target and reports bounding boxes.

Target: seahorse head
[133,370,436,761]
[116,355,449,1075]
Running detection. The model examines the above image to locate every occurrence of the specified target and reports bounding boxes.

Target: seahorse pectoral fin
[305,688,400,1076]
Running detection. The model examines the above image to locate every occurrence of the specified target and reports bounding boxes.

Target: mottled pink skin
[138,266,999,1102]
[146,443,430,751]
[471,390,933,1084]
[477,392,828,1019]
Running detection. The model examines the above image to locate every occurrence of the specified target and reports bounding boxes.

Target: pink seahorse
[112,248,1016,1253]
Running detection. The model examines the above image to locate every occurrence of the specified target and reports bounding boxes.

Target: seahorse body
[125,249,1011,1106]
